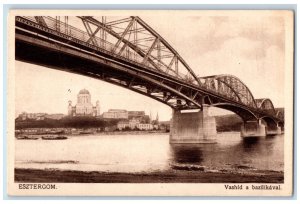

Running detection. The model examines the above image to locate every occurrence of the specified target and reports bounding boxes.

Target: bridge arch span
[255,98,276,115]
[259,116,278,127]
[199,74,257,109]
[259,115,282,135]
[276,110,284,122]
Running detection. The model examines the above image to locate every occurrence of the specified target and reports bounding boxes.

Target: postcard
[7,9,294,196]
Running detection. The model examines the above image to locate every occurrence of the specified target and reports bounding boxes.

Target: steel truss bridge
[15,16,284,127]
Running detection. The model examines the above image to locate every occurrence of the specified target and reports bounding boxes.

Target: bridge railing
[22,16,115,52]
[21,16,190,81]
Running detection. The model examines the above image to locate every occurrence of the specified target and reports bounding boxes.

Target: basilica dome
[79,89,90,95]
[68,89,100,117]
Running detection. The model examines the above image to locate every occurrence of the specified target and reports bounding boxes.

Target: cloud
[191,38,284,106]
[164,15,285,61]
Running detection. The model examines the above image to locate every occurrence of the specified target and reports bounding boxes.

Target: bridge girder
[199,74,257,109]
[77,16,202,87]
[255,98,276,114]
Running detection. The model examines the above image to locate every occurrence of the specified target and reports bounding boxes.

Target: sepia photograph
[7,9,294,196]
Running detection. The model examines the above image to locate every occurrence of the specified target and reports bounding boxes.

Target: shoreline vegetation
[14,168,284,183]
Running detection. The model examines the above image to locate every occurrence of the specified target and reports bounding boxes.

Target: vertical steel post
[175,56,178,75]
[102,16,106,49]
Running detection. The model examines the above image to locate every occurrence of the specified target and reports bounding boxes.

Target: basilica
[68,89,100,117]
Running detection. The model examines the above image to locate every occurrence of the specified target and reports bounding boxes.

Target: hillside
[215,114,243,132]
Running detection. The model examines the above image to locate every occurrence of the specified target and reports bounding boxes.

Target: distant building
[17,112,66,121]
[129,118,140,129]
[137,123,154,130]
[45,114,65,120]
[18,112,47,120]
[128,111,145,118]
[117,118,139,130]
[117,121,129,130]
[103,109,150,122]
[68,89,100,117]
[117,118,154,131]
[102,109,128,119]
[152,112,159,125]
[113,110,156,130]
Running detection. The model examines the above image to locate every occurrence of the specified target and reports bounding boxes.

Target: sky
[15,12,286,121]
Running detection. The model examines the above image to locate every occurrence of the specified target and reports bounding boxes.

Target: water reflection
[241,136,278,155]
[242,137,261,151]
[170,144,217,164]
[265,135,277,140]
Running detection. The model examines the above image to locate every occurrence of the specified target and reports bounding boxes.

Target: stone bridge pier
[241,119,282,137]
[170,106,217,144]
[241,119,266,137]
[266,123,282,136]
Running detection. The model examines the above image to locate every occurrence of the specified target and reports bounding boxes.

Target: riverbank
[85,130,169,135]
[15,168,283,183]
[16,130,169,137]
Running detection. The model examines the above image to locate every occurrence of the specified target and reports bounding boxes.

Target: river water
[15,132,284,173]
